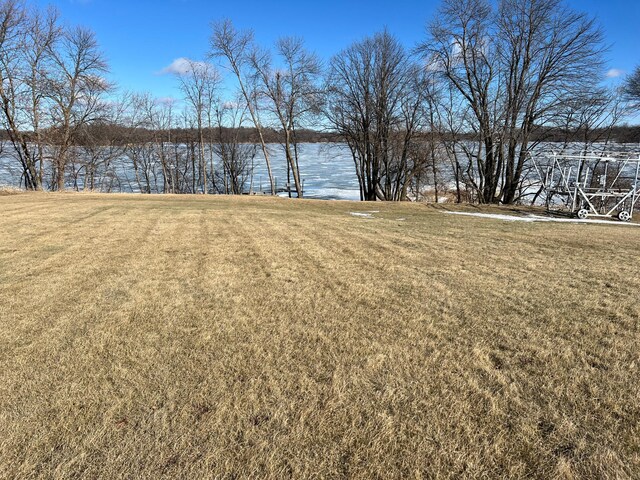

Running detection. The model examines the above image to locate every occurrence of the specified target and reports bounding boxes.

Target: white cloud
[159,57,208,75]
[606,68,624,78]
[156,96,177,105]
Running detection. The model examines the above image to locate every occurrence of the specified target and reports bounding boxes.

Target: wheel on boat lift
[617,211,631,222]
[576,209,589,220]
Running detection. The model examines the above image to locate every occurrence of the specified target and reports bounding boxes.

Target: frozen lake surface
[2,141,638,201]
[0,143,362,200]
[257,144,361,200]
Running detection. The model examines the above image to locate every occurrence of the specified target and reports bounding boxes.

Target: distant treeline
[2,124,639,146]
[0,126,342,146]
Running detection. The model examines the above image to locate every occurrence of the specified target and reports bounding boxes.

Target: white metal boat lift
[532,151,640,221]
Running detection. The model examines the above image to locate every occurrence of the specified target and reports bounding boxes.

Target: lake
[0,143,363,200]
[2,142,638,202]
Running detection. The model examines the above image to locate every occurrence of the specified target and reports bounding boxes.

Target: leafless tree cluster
[0,0,110,190]
[213,98,257,194]
[325,31,433,201]
[210,20,275,195]
[116,93,235,195]
[418,0,614,204]
[176,59,220,193]
[210,20,323,197]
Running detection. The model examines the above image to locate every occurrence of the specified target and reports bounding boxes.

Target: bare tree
[151,97,178,194]
[210,19,275,194]
[24,5,59,188]
[250,37,322,197]
[325,30,428,201]
[176,59,220,194]
[0,0,59,190]
[47,26,110,190]
[419,0,606,204]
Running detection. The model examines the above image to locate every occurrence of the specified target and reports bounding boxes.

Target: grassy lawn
[0,193,638,478]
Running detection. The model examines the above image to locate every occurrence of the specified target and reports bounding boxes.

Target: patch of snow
[443,211,639,226]
[304,187,361,201]
[350,212,375,218]
[445,212,537,222]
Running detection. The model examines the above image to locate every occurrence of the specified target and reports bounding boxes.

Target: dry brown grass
[0,193,638,479]
[0,185,25,196]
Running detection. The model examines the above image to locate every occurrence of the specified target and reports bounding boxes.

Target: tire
[577,209,589,220]
[617,211,631,222]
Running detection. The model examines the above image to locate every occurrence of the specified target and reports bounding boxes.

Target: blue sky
[34,0,640,101]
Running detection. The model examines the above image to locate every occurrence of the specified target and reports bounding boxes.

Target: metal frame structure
[531,151,640,221]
